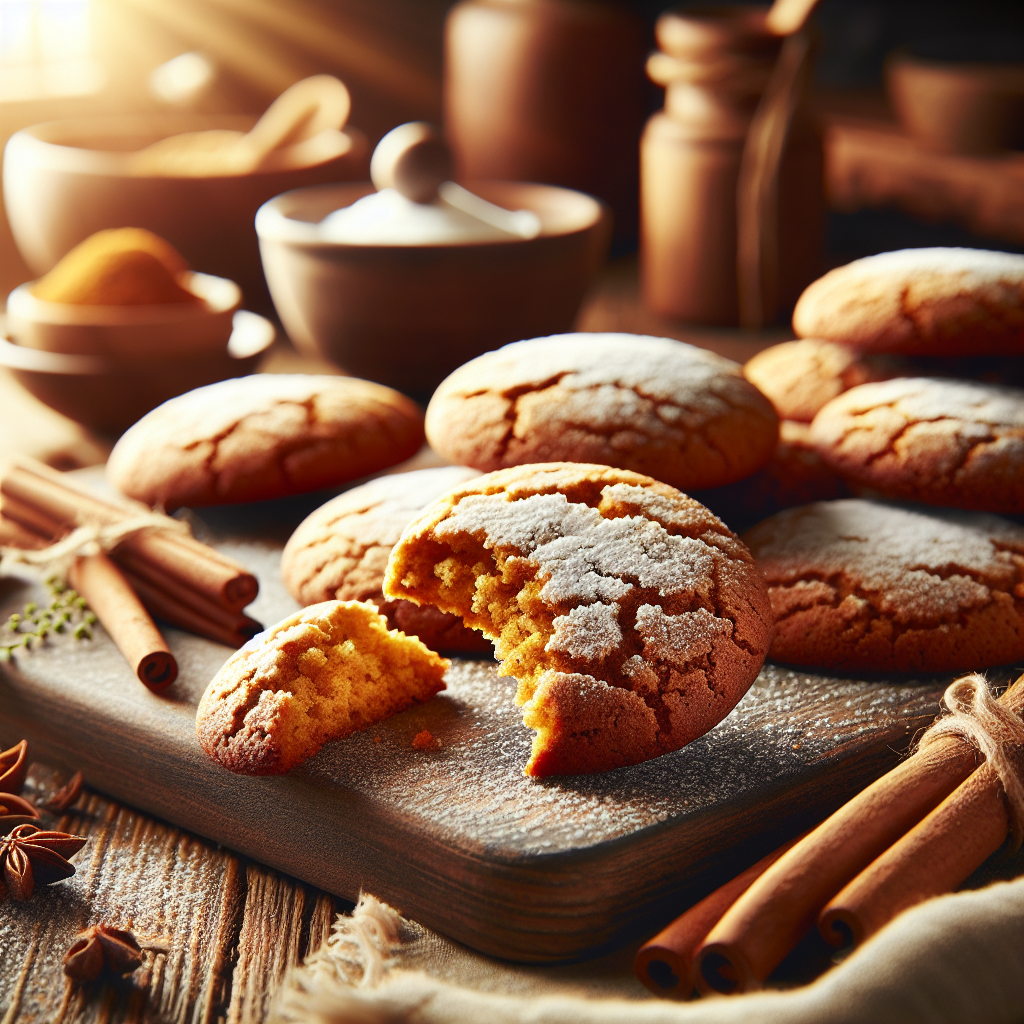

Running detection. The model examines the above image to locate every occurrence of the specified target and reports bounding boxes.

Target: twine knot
[0,513,190,584]
[918,673,1024,851]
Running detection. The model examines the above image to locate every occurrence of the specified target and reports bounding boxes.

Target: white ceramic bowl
[6,272,241,360]
[0,310,275,433]
[3,114,369,311]
[256,180,611,397]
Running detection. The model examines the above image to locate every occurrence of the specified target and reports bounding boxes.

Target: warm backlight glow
[0,0,104,101]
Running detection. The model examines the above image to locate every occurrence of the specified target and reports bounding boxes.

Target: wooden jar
[445,0,645,242]
[641,6,823,325]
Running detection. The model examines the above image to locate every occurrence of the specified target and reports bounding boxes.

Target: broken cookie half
[384,463,773,776]
[196,600,449,775]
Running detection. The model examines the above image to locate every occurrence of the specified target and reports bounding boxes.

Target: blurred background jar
[444,0,646,245]
[641,5,824,326]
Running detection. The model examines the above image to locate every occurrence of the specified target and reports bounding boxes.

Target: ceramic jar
[445,0,645,242]
[641,6,823,325]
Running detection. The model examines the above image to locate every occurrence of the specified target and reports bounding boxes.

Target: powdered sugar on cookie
[385,463,774,775]
[745,499,1024,673]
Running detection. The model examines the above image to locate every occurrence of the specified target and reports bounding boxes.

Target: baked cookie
[810,377,1024,514]
[792,248,1024,356]
[281,466,489,653]
[107,374,424,509]
[384,463,773,776]
[744,338,892,422]
[196,600,448,775]
[425,333,779,491]
[695,421,849,532]
[744,499,1024,673]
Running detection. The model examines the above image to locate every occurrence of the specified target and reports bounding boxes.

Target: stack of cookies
[741,247,1024,674]
[276,333,781,775]
[109,246,1024,778]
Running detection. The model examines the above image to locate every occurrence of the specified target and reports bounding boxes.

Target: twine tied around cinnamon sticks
[0,457,261,688]
[0,509,190,584]
[634,671,1024,1000]
[916,673,1024,850]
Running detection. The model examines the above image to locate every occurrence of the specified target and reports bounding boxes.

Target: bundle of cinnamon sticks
[635,672,1024,999]
[0,457,261,689]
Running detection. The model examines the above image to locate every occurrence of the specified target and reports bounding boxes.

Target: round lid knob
[370,122,453,204]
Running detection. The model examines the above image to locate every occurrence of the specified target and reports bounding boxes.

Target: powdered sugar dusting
[547,603,623,660]
[635,605,734,665]
[820,377,1024,428]
[839,247,1024,280]
[437,490,717,604]
[747,499,1024,622]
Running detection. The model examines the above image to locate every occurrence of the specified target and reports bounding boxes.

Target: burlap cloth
[270,876,1024,1024]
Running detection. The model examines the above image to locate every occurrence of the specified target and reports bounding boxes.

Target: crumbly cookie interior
[197,601,448,774]
[385,467,772,775]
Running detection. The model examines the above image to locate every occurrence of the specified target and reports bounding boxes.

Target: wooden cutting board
[0,492,982,963]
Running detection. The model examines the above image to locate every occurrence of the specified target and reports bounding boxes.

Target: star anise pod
[0,792,41,835]
[64,923,145,983]
[0,740,28,795]
[43,771,83,813]
[0,823,86,901]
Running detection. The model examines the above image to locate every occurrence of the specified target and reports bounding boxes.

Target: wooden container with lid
[641,5,823,326]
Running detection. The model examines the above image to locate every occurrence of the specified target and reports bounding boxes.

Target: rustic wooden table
[5,260,1013,1022]
[1,762,341,1024]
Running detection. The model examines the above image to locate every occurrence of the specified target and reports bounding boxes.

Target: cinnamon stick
[693,674,1024,994]
[1,459,257,610]
[119,566,261,649]
[819,736,1024,948]
[635,832,805,998]
[1,492,65,541]
[68,553,177,690]
[0,514,49,550]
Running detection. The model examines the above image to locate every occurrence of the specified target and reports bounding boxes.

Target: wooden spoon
[130,75,351,177]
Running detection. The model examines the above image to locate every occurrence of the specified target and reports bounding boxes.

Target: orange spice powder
[31,228,199,306]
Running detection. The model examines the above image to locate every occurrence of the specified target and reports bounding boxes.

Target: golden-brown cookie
[195,600,448,775]
[810,377,1024,514]
[744,499,1024,673]
[425,333,779,491]
[792,248,1024,356]
[744,338,891,422]
[384,463,773,776]
[107,374,425,509]
[695,420,849,532]
[281,466,489,653]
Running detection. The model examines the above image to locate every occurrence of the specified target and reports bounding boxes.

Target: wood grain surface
[1,488,992,963]
[0,763,338,1024]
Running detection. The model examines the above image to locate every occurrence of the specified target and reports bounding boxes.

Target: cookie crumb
[412,730,437,750]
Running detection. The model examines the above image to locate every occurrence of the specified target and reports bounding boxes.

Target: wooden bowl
[6,272,240,361]
[255,180,611,397]
[0,310,275,434]
[2,114,369,312]
[887,38,1024,154]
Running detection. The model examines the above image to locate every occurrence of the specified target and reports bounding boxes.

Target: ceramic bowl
[3,114,369,312]
[6,272,241,360]
[887,37,1024,154]
[255,180,611,397]
[0,310,275,433]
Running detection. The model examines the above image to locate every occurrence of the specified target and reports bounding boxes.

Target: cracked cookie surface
[107,374,425,509]
[425,333,778,491]
[810,377,1024,513]
[196,600,449,775]
[744,499,1024,673]
[383,463,773,776]
[281,466,489,653]
[744,338,891,422]
[792,248,1024,356]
